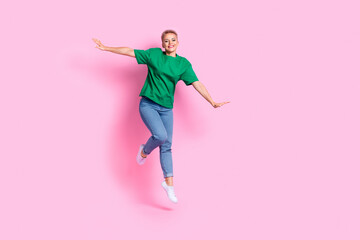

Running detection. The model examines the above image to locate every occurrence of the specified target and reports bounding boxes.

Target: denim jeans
[139,97,174,178]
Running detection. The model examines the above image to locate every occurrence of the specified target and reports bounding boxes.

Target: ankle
[165,178,173,186]
[141,150,147,158]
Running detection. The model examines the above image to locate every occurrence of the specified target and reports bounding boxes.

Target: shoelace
[167,187,176,197]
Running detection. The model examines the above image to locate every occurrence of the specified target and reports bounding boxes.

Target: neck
[165,50,177,57]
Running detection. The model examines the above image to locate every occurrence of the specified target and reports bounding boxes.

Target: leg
[157,107,178,202]
[139,99,168,156]
[159,108,174,181]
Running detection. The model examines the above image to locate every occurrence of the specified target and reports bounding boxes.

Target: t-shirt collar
[162,51,178,58]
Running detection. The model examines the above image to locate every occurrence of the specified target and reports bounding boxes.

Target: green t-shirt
[134,47,199,109]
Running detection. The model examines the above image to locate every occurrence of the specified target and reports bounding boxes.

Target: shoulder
[178,56,192,68]
[135,47,161,53]
[178,55,190,63]
[142,47,162,57]
[178,53,195,66]
[148,47,162,53]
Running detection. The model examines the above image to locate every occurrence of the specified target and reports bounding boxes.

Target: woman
[92,30,229,203]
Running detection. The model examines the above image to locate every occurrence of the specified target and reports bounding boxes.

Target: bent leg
[139,101,168,155]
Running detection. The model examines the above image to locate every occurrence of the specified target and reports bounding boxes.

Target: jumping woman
[92,29,229,203]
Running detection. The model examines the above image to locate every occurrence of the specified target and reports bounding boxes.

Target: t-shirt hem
[185,79,199,86]
[139,94,173,109]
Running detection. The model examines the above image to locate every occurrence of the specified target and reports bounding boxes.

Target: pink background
[1,0,359,239]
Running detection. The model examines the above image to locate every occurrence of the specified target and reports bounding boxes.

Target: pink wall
[1,0,359,239]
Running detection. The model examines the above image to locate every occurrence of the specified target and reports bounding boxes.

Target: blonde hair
[161,29,178,42]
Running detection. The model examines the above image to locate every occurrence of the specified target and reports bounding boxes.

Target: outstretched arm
[92,38,135,57]
[191,81,230,108]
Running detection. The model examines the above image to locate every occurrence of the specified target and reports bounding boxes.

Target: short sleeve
[134,48,151,64]
[180,63,199,86]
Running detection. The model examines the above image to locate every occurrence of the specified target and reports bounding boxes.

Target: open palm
[213,101,230,108]
[92,38,106,50]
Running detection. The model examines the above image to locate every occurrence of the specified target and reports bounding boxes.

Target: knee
[153,132,167,144]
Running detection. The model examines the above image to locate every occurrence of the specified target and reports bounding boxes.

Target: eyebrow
[164,38,176,40]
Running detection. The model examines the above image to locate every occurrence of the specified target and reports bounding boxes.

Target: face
[162,33,179,53]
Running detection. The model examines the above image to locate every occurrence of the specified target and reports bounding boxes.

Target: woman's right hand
[92,38,107,51]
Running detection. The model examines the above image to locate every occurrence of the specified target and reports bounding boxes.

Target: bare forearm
[104,46,135,57]
[192,81,215,106]
[93,38,135,57]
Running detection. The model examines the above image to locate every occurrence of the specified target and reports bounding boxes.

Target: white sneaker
[162,181,178,203]
[136,144,146,165]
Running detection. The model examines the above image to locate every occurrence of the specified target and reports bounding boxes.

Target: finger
[218,102,227,107]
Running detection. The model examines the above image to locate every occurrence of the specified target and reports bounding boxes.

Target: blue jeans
[139,97,174,178]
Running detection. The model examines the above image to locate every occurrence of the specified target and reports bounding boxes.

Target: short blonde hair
[161,29,178,42]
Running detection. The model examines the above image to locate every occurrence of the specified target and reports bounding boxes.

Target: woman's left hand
[212,101,230,108]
